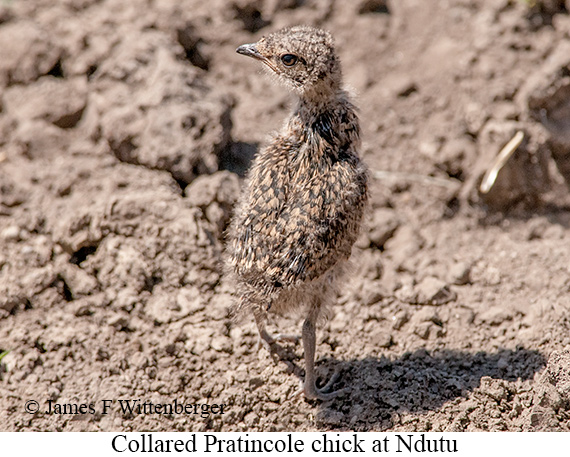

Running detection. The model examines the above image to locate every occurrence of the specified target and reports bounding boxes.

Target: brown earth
[1,0,570,432]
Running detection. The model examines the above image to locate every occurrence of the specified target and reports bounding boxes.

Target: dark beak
[236,43,264,60]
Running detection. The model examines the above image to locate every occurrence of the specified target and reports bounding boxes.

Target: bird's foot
[303,369,348,401]
[257,332,299,354]
[274,333,301,344]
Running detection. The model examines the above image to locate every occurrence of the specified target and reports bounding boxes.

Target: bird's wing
[268,159,368,287]
[226,139,293,284]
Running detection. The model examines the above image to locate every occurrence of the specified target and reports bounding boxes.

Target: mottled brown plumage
[226,25,368,400]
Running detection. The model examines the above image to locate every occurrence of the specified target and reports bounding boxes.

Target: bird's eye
[281,54,298,67]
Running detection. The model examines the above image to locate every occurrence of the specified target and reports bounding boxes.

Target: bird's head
[236,25,341,100]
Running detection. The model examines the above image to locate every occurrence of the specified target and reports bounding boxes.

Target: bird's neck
[296,85,345,116]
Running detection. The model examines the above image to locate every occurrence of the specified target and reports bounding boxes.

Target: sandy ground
[1,0,570,431]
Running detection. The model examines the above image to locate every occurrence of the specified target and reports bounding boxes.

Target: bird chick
[227,25,368,401]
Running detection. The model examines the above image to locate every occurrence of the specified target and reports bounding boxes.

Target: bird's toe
[303,369,347,401]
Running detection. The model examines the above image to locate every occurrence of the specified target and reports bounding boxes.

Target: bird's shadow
[311,347,546,429]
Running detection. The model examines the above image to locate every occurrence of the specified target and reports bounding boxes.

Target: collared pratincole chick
[226,25,368,401]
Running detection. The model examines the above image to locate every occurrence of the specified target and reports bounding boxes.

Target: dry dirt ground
[1,0,570,432]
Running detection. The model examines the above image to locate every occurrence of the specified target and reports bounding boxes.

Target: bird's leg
[254,310,275,353]
[253,310,299,354]
[301,313,346,401]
